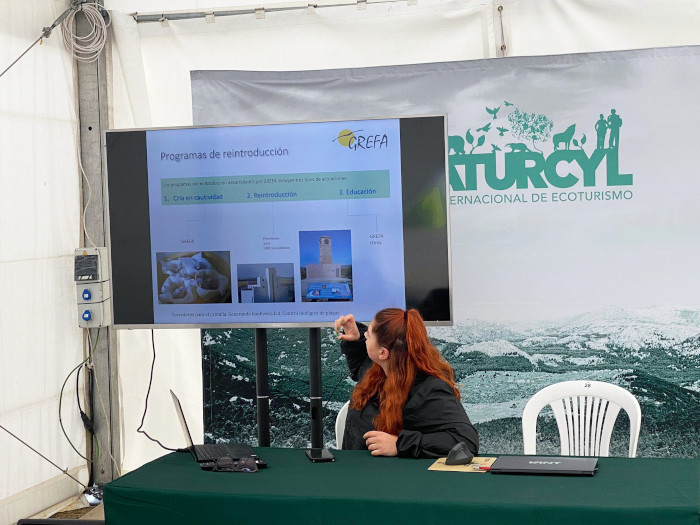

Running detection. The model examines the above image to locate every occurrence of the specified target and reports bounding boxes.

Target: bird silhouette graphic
[477,122,492,132]
[486,106,501,119]
[496,126,508,136]
[491,144,502,152]
[504,101,514,106]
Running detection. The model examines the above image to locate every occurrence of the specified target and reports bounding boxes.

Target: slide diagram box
[160,170,390,205]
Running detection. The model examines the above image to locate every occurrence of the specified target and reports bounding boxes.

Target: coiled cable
[61,2,111,63]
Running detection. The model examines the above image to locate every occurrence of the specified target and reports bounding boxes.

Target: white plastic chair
[522,380,641,458]
[335,401,350,449]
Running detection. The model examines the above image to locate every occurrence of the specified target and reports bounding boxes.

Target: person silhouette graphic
[607,109,622,149]
[595,114,608,150]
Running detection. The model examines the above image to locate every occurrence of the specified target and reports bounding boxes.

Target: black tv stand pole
[254,328,270,447]
[309,327,323,448]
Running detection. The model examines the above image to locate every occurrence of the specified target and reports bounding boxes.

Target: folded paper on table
[428,457,497,473]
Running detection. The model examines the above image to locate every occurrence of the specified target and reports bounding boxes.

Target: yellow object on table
[428,456,497,473]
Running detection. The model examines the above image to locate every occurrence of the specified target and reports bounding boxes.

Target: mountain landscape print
[203,306,700,457]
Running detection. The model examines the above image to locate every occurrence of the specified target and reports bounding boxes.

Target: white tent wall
[115,330,203,474]
[0,1,89,524]
[107,0,700,474]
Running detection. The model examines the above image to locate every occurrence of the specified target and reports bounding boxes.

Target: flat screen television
[105,115,451,328]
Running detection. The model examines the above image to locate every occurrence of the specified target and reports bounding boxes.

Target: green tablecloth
[104,448,700,525]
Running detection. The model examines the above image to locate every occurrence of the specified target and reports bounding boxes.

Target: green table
[104,448,700,525]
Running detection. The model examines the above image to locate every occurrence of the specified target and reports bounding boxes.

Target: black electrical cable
[59,358,92,461]
[136,330,179,451]
[76,338,97,487]
[76,364,83,412]
[76,362,95,487]
[87,347,96,487]
[322,375,346,411]
[323,328,350,411]
[58,328,100,466]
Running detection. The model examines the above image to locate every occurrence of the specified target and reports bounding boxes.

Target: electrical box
[75,247,111,328]
[74,247,109,282]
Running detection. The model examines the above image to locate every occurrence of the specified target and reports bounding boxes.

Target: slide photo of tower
[237,263,295,303]
[299,230,353,302]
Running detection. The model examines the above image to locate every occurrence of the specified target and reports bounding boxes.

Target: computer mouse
[445,441,474,465]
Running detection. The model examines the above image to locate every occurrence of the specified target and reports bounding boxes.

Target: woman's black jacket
[340,325,479,458]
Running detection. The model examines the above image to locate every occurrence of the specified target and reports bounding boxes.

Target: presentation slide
[145,119,406,325]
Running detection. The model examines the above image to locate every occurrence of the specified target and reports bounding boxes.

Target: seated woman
[335,308,478,458]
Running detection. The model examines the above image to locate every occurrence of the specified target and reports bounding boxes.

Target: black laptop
[170,389,256,462]
[490,455,598,476]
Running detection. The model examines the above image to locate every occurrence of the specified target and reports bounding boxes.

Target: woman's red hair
[350,308,459,435]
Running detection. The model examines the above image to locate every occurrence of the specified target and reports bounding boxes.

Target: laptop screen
[170,389,195,448]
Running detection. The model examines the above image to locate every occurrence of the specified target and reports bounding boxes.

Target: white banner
[192,46,700,457]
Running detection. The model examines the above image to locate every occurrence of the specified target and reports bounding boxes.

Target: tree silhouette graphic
[507,108,553,153]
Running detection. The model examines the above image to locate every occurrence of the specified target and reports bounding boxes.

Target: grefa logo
[529,461,562,465]
[449,102,633,195]
[334,129,388,151]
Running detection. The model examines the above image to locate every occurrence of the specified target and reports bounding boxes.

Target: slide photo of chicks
[156,251,232,304]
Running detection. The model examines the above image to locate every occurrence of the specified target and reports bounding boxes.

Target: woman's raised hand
[334,314,360,342]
